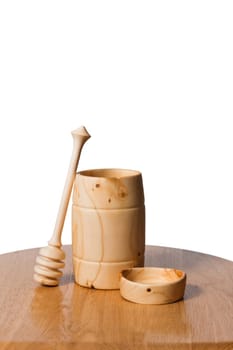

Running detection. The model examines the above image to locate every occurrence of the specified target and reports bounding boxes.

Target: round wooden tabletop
[0,245,232,349]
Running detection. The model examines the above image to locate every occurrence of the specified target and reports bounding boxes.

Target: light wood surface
[72,169,145,289]
[0,245,233,349]
[33,126,91,286]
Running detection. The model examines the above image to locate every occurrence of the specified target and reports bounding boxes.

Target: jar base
[73,257,144,290]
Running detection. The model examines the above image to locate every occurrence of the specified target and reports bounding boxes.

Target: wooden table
[0,246,232,349]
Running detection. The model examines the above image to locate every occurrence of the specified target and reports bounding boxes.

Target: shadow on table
[184,283,202,300]
[59,272,75,286]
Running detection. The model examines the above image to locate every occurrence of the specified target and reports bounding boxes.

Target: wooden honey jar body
[72,169,145,289]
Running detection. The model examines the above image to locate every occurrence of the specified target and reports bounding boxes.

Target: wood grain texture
[72,169,145,289]
[0,245,233,349]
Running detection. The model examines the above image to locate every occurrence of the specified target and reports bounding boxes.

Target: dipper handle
[49,126,91,247]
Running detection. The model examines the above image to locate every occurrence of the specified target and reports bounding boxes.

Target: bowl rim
[120,267,186,287]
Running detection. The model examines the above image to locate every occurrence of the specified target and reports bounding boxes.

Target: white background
[0,1,232,261]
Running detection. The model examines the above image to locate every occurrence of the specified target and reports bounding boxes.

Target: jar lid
[120,267,186,304]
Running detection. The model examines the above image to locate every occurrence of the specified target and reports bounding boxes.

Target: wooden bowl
[120,267,186,304]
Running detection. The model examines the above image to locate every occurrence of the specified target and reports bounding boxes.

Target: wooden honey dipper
[33,126,91,286]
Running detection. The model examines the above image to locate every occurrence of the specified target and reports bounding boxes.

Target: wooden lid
[120,267,186,304]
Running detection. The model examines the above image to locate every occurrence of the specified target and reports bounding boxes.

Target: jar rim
[77,168,142,179]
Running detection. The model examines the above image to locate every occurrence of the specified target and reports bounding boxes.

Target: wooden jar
[72,169,145,289]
